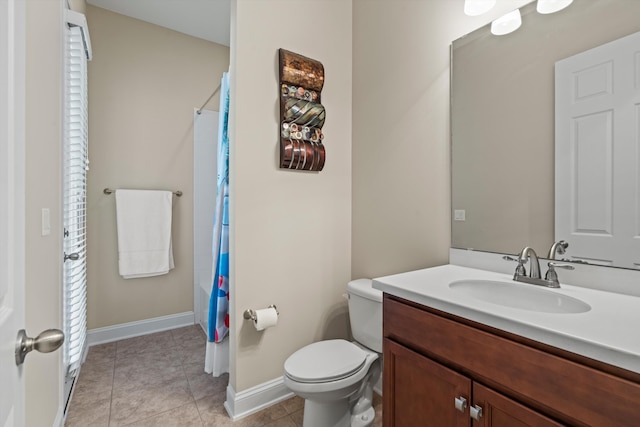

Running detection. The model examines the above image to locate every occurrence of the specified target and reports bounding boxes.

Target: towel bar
[103,188,183,197]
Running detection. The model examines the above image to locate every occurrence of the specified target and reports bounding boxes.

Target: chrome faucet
[548,240,569,260]
[509,246,574,288]
[516,246,541,279]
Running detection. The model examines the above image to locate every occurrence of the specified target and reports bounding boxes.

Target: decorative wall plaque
[279,49,326,171]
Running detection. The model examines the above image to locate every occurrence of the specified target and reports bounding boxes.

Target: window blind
[63,24,89,377]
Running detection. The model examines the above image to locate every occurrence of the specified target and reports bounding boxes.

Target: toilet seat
[284,339,367,383]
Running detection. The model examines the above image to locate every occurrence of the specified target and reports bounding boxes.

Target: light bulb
[464,0,496,17]
[536,0,574,14]
[491,9,522,36]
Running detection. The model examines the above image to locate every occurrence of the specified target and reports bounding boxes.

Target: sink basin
[449,280,591,314]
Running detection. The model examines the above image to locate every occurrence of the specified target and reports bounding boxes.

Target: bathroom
[5,0,640,425]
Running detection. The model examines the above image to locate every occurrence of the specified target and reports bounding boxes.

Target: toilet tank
[347,279,383,353]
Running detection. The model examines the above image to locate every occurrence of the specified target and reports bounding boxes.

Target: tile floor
[65,325,383,426]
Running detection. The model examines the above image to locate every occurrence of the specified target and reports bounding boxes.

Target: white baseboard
[86,311,195,346]
[224,377,294,421]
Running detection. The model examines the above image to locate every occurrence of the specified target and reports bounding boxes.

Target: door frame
[0,0,26,425]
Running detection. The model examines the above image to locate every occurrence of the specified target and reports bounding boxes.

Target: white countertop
[373,264,640,375]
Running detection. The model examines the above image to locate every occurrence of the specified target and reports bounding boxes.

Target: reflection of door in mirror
[555,31,640,269]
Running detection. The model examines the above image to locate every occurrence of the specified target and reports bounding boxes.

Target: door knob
[15,329,64,366]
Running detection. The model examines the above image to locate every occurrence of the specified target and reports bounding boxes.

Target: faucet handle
[504,255,527,278]
[547,262,575,270]
[544,262,575,286]
[503,255,528,263]
[515,262,526,277]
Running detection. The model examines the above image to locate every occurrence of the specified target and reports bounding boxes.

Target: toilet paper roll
[253,307,278,331]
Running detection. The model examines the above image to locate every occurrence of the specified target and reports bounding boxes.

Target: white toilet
[284,279,382,427]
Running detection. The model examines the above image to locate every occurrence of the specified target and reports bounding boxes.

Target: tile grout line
[108,340,118,427]
[178,344,205,426]
[183,325,217,426]
[111,341,119,426]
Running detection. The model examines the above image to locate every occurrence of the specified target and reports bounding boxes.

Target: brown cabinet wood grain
[384,338,470,426]
[383,294,640,427]
[472,383,563,427]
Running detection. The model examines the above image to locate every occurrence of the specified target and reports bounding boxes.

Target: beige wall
[228,0,530,395]
[68,0,86,14]
[231,0,353,391]
[351,0,529,279]
[25,1,64,425]
[85,5,229,329]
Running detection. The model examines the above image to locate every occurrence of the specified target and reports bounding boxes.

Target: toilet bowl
[283,279,382,427]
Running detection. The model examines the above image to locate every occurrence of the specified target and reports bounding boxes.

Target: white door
[555,31,640,268]
[0,0,26,426]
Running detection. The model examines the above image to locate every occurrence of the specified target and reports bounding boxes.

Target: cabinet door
[384,339,471,427]
[472,383,565,427]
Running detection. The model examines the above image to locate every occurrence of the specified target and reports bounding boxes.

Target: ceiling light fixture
[536,0,574,14]
[491,9,522,36]
[464,0,496,17]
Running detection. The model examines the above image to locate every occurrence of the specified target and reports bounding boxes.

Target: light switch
[41,208,51,236]
[454,209,466,221]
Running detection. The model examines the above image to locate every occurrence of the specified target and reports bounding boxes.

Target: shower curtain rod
[196,83,222,115]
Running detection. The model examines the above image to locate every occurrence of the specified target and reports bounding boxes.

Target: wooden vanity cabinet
[382,295,640,427]
[383,338,470,426]
[384,339,561,427]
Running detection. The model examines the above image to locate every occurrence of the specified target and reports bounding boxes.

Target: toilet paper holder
[243,305,279,321]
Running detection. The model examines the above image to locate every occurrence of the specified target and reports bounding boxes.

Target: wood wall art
[279,49,326,171]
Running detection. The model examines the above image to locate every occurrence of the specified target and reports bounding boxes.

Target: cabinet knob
[470,404,483,421]
[454,396,468,412]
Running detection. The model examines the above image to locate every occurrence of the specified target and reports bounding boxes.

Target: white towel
[115,189,175,279]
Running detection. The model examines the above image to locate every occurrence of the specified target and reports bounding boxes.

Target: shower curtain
[205,72,230,375]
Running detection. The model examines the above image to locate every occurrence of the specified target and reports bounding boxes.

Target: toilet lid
[284,339,367,383]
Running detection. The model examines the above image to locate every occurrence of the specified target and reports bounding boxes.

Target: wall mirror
[451,0,640,269]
